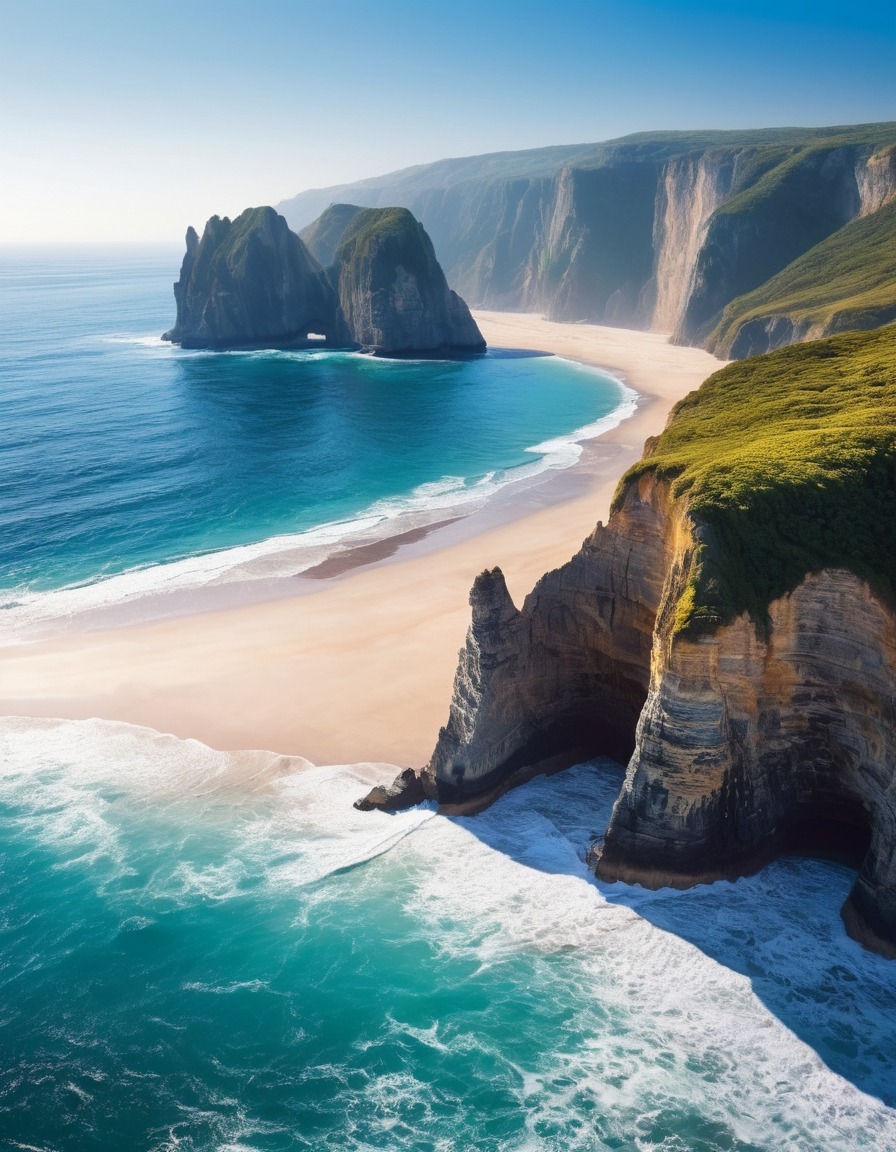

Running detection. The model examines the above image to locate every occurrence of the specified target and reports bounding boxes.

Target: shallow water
[0,246,630,632]
[1,717,894,1151]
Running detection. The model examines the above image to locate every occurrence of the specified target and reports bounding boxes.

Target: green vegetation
[595,122,896,162]
[619,326,896,636]
[709,197,896,354]
[335,206,435,282]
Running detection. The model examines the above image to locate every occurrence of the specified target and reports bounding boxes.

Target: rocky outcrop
[728,315,813,358]
[856,144,896,216]
[422,477,671,807]
[162,207,349,349]
[353,767,426,812]
[163,205,484,356]
[393,472,896,957]
[333,208,485,354]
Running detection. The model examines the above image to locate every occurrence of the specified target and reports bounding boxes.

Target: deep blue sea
[1,249,895,1151]
[0,246,633,632]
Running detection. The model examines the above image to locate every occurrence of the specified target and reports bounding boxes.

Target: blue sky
[2,0,894,241]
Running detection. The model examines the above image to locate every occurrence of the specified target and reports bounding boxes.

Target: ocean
[0,718,894,1150]
[0,246,633,635]
[1,249,895,1151]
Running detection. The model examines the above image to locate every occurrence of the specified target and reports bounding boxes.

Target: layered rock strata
[366,474,896,956]
[599,565,896,959]
[422,475,671,809]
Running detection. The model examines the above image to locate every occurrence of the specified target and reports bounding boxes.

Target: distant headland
[278,122,896,360]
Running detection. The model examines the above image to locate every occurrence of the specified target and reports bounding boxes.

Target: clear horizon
[2,0,895,243]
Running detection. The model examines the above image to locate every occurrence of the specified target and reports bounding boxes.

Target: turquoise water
[1,717,894,1151]
[0,247,629,629]
[3,250,896,1152]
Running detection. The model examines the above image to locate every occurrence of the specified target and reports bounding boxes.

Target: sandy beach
[0,313,723,766]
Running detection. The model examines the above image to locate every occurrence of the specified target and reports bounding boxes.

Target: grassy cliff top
[708,198,896,353]
[621,326,896,635]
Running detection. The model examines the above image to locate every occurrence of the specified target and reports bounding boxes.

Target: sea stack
[333,207,486,355]
[162,206,349,349]
[163,204,485,357]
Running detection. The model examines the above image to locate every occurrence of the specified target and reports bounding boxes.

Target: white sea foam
[98,334,169,348]
[395,765,896,1150]
[1,716,894,1149]
[0,368,638,639]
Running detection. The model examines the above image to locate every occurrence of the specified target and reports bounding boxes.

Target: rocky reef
[279,124,896,357]
[163,205,484,356]
[360,326,896,957]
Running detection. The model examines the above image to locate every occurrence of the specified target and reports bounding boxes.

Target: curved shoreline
[0,313,725,765]
[0,353,635,642]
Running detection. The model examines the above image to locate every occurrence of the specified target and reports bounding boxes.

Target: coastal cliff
[361,326,896,956]
[164,205,484,356]
[279,124,896,357]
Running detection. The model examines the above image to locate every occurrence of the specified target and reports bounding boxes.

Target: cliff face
[359,327,896,957]
[599,565,896,958]
[425,475,671,807]
[416,471,896,957]
[163,207,348,349]
[676,145,895,345]
[334,208,485,354]
[707,182,896,358]
[649,153,737,334]
[279,124,896,357]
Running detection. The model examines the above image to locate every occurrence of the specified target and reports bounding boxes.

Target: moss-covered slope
[708,198,896,356]
[623,325,896,634]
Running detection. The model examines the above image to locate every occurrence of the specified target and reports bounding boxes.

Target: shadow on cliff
[446,760,896,1109]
